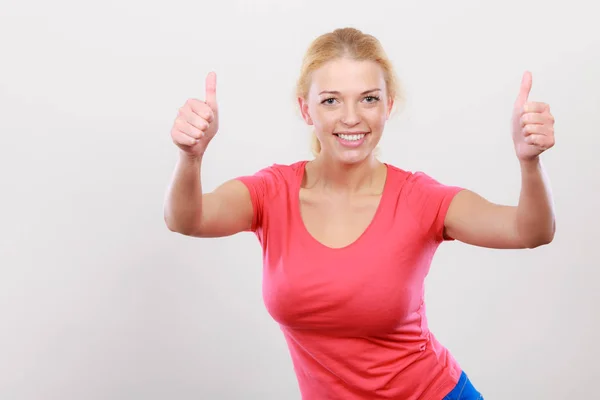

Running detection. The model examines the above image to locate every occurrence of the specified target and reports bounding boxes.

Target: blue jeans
[442,371,483,400]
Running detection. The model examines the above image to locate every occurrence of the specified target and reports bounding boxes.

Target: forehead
[309,58,386,94]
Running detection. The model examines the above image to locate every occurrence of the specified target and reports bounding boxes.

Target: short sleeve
[406,172,464,242]
[235,165,282,233]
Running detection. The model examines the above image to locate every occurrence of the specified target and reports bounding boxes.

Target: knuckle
[198,104,211,118]
[173,133,185,144]
[195,119,205,131]
[176,119,188,130]
[186,98,201,111]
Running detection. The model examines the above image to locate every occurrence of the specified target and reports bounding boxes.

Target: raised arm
[164,155,254,237]
[163,72,254,237]
[443,71,556,249]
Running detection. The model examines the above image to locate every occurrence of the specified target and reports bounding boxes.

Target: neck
[308,154,383,194]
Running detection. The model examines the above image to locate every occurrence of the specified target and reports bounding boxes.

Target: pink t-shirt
[236,160,465,400]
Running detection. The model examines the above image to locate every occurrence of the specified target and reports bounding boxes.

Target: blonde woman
[164,28,556,400]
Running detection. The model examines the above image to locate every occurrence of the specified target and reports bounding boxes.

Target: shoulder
[384,163,465,241]
[384,163,464,206]
[260,160,307,178]
[233,161,307,231]
[242,160,306,184]
[385,163,446,189]
[235,160,307,196]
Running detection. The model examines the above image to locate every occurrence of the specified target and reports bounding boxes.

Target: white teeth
[338,133,365,141]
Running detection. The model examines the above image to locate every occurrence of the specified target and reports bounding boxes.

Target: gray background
[1,0,598,399]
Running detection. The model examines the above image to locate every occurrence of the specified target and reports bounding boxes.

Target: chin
[334,148,373,165]
[334,134,379,164]
[318,132,381,164]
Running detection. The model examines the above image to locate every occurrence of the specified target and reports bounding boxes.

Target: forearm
[164,152,204,234]
[515,157,556,247]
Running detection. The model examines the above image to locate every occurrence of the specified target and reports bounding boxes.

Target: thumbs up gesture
[512,71,555,162]
[171,72,219,157]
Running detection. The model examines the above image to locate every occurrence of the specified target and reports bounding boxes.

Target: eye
[321,97,338,105]
[363,95,380,103]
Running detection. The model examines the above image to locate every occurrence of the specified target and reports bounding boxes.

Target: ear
[297,96,314,125]
[386,97,394,120]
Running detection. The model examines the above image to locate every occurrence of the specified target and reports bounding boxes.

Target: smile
[334,132,369,147]
[334,132,367,141]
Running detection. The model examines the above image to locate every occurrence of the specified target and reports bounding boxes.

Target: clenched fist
[171,72,219,157]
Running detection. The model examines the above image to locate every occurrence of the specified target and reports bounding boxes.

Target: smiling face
[299,58,394,164]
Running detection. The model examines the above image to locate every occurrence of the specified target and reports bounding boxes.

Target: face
[298,58,394,164]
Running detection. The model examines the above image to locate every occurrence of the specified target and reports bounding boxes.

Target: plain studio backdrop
[1,0,598,399]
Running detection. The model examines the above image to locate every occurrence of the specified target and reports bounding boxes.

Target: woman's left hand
[512,71,556,162]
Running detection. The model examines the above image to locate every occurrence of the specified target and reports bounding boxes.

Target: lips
[334,131,369,136]
[335,132,368,142]
[334,131,369,147]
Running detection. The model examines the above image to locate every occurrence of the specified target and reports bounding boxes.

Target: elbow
[164,214,201,237]
[524,234,553,249]
[163,212,188,235]
[164,214,180,233]
[523,223,556,249]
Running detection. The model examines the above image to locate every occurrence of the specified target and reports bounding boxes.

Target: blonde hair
[295,27,403,156]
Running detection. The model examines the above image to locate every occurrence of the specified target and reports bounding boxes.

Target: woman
[164,28,555,400]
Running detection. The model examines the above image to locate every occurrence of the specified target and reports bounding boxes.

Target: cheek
[311,109,336,130]
[366,108,387,128]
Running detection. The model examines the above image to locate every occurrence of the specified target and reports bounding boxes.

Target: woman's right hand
[170,72,219,158]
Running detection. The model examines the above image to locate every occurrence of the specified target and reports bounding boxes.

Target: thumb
[515,70,532,109]
[205,71,217,111]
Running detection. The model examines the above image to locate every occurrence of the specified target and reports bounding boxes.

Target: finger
[515,71,532,109]
[205,71,217,111]
[525,133,555,148]
[175,119,204,139]
[523,101,549,113]
[173,129,199,147]
[522,123,553,137]
[179,106,211,131]
[184,100,214,124]
[520,112,549,127]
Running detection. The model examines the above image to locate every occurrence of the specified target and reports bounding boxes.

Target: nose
[341,103,360,126]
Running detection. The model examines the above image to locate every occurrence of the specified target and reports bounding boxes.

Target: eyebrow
[318,88,382,96]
